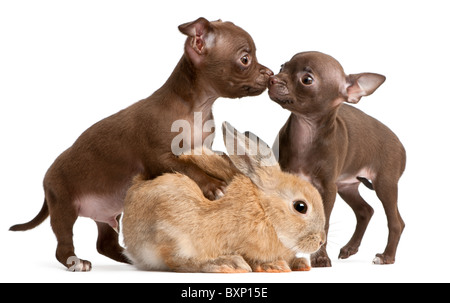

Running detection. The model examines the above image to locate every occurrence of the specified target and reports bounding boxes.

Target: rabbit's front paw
[201,255,252,273]
[251,260,291,273]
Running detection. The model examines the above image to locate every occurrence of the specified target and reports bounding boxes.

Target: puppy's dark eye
[293,200,308,214]
[240,55,250,65]
[279,64,285,73]
[301,75,314,85]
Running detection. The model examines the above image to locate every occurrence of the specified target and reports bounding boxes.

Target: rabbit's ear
[222,122,278,181]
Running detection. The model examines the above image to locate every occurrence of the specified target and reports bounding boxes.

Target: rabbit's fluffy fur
[122,122,325,273]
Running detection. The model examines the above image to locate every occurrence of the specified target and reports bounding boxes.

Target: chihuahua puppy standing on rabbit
[122,122,326,273]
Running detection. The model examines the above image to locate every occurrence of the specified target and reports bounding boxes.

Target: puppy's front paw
[291,257,311,271]
[310,250,332,268]
[338,245,359,259]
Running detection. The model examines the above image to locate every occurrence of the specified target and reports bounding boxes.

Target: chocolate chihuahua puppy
[10,17,273,271]
[269,51,405,266]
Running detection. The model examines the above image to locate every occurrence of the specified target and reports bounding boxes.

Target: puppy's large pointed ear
[179,17,215,65]
[222,122,279,185]
[345,73,386,103]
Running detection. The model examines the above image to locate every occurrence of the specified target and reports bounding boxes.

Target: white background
[1,0,449,283]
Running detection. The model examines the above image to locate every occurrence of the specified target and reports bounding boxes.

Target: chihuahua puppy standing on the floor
[10,17,273,271]
[269,51,406,267]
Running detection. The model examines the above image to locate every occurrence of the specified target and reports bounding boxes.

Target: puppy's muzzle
[269,75,285,87]
[268,76,292,104]
[245,66,274,96]
[256,67,274,86]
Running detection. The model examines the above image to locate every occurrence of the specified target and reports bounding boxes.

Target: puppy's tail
[9,199,49,231]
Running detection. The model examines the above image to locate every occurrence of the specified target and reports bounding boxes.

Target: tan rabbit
[122,122,326,273]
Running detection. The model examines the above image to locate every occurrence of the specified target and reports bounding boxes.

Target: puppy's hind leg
[372,178,405,265]
[47,192,92,271]
[338,182,374,259]
[96,215,131,264]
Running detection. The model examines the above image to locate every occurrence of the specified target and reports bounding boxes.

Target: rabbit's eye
[293,200,308,214]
